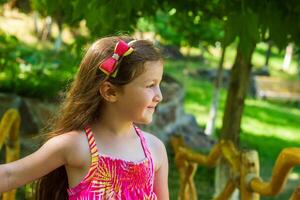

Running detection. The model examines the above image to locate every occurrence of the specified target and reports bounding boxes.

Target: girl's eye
[147,84,155,88]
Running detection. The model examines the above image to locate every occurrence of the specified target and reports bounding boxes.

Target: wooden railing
[0,109,21,200]
[171,136,300,200]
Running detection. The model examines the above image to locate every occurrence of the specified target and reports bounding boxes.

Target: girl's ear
[99,81,119,103]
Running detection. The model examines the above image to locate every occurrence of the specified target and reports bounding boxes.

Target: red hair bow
[99,40,134,77]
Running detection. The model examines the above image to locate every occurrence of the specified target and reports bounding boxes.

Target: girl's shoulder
[140,131,167,171]
[141,131,165,150]
[53,130,91,168]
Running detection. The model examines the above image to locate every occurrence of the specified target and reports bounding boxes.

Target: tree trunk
[220,42,255,143]
[139,31,144,39]
[54,21,63,51]
[4,0,17,10]
[264,41,272,68]
[297,53,300,78]
[33,11,40,35]
[41,16,52,41]
[204,46,226,136]
[215,41,256,199]
[282,43,293,71]
[186,46,191,57]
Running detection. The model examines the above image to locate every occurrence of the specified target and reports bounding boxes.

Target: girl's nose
[154,87,163,103]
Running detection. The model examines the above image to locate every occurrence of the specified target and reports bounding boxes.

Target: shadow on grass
[244,100,300,129]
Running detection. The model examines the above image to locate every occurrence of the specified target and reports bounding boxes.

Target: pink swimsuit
[67,125,157,200]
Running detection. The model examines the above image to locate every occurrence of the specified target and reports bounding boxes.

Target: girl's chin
[134,117,153,125]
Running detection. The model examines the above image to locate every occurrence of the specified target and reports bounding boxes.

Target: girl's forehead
[136,61,163,81]
[144,60,163,74]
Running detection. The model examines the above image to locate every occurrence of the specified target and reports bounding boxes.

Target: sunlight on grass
[246,99,300,117]
[165,57,300,145]
[241,99,300,141]
[242,117,300,141]
[185,102,209,125]
[252,43,268,67]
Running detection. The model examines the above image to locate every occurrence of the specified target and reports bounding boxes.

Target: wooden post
[250,148,300,196]
[171,135,300,200]
[290,186,300,200]
[171,136,198,200]
[214,179,236,200]
[240,150,260,200]
[186,163,198,200]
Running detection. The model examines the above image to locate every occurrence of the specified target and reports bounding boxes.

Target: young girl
[0,36,169,199]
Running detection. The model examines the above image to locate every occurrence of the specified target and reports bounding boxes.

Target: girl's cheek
[143,91,153,101]
[149,89,156,97]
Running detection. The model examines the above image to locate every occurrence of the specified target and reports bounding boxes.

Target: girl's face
[116,60,163,124]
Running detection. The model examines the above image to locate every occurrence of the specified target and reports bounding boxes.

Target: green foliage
[136,17,155,32]
[224,10,259,59]
[153,10,184,46]
[263,1,300,48]
[31,0,75,27]
[0,32,19,72]
[158,0,300,57]
[31,0,159,37]
[150,8,223,47]
[0,0,8,5]
[0,32,79,99]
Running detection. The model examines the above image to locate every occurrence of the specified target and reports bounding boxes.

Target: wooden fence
[0,109,21,200]
[1,109,299,200]
[171,136,300,200]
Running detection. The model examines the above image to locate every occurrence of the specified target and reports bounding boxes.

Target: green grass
[165,51,300,199]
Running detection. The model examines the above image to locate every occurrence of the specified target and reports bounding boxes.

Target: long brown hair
[35,36,162,199]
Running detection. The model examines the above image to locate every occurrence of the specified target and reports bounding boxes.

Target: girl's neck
[91,121,134,138]
[91,106,135,138]
[91,99,135,138]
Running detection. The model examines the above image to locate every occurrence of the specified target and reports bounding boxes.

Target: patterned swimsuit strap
[84,125,154,165]
[84,126,99,163]
[133,125,155,165]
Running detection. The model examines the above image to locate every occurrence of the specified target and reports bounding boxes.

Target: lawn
[164,46,300,199]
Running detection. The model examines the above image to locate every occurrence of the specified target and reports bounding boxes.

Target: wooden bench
[254,76,300,101]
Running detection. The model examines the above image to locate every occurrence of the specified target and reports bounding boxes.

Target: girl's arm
[153,139,169,200]
[0,134,71,193]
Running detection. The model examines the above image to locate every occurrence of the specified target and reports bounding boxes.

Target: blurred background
[0,0,299,199]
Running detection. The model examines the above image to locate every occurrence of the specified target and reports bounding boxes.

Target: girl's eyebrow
[144,78,162,82]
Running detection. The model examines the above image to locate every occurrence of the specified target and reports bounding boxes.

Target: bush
[0,31,80,99]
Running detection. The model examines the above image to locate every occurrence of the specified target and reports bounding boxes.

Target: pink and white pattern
[67,125,157,200]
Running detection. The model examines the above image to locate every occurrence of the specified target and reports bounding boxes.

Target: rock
[0,93,57,136]
[159,44,184,60]
[22,97,58,132]
[139,74,214,149]
[0,93,58,160]
[0,93,38,136]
